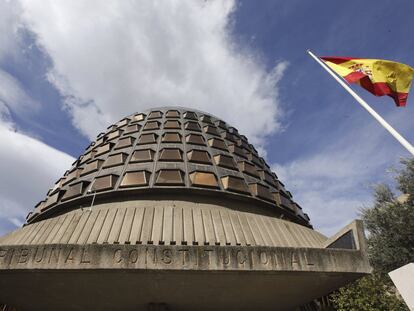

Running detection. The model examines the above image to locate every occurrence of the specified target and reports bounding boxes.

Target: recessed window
[124,124,141,134]
[258,170,276,186]
[159,148,183,162]
[106,130,123,141]
[279,190,293,210]
[132,113,146,123]
[247,152,263,167]
[148,111,163,119]
[155,169,185,186]
[203,125,220,137]
[164,120,181,129]
[208,138,227,151]
[81,159,104,176]
[228,126,239,134]
[64,168,83,185]
[61,181,90,201]
[215,120,227,129]
[143,121,160,131]
[189,171,218,188]
[84,142,95,153]
[184,121,201,132]
[228,144,246,158]
[213,154,236,170]
[95,135,106,146]
[130,149,155,163]
[115,137,135,150]
[162,132,181,143]
[238,139,251,151]
[80,150,96,164]
[200,115,213,124]
[103,152,128,168]
[137,133,158,145]
[42,191,61,210]
[50,177,66,194]
[120,170,151,187]
[221,131,237,143]
[187,149,211,164]
[183,111,198,120]
[249,183,273,202]
[186,133,205,146]
[221,175,249,194]
[117,118,130,127]
[107,125,117,132]
[166,110,180,118]
[238,161,259,177]
[95,142,114,156]
[91,174,118,192]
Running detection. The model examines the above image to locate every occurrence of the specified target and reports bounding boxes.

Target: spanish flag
[321,57,414,107]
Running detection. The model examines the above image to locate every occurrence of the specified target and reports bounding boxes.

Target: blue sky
[1,0,414,236]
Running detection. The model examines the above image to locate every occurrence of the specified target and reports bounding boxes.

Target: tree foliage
[330,274,407,311]
[330,158,414,311]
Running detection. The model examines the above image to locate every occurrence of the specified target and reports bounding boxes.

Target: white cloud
[19,0,286,149]
[0,0,75,234]
[0,119,74,235]
[0,69,40,115]
[0,0,23,63]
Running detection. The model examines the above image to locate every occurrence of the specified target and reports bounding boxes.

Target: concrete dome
[0,107,371,311]
[26,107,311,229]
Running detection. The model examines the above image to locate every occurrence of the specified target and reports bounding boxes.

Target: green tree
[330,274,407,311]
[330,158,414,311]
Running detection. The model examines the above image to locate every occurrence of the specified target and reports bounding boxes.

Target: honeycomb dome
[0,107,371,311]
[26,107,310,227]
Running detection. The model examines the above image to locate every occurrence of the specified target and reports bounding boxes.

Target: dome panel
[26,107,311,227]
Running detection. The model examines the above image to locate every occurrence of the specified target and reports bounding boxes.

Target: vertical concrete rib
[118,208,135,244]
[68,211,91,244]
[220,210,236,245]
[129,207,144,244]
[162,206,173,244]
[211,209,226,245]
[97,208,117,244]
[107,208,126,244]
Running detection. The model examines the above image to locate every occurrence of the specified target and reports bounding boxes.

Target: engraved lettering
[259,251,268,265]
[8,249,14,265]
[178,249,189,265]
[145,247,157,265]
[291,252,299,268]
[272,251,279,266]
[305,253,314,266]
[18,248,29,263]
[129,249,138,263]
[80,248,91,264]
[114,249,123,263]
[161,249,172,264]
[222,249,230,265]
[64,247,75,263]
[202,249,213,266]
[236,250,246,265]
[48,247,60,264]
[34,247,46,263]
[0,249,8,261]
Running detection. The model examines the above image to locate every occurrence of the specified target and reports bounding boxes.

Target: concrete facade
[0,108,371,310]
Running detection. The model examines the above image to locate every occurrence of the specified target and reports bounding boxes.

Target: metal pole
[307,49,414,156]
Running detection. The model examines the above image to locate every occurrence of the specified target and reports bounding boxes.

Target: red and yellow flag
[321,57,414,107]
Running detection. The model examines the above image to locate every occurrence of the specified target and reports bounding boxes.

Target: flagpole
[307,49,414,157]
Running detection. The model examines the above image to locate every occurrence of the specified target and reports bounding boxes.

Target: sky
[1,0,414,236]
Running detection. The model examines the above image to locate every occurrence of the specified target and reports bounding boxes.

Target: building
[0,107,371,310]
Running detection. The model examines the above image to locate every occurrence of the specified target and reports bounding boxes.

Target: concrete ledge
[0,244,370,273]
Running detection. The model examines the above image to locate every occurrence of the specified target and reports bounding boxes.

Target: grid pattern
[27,108,311,226]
